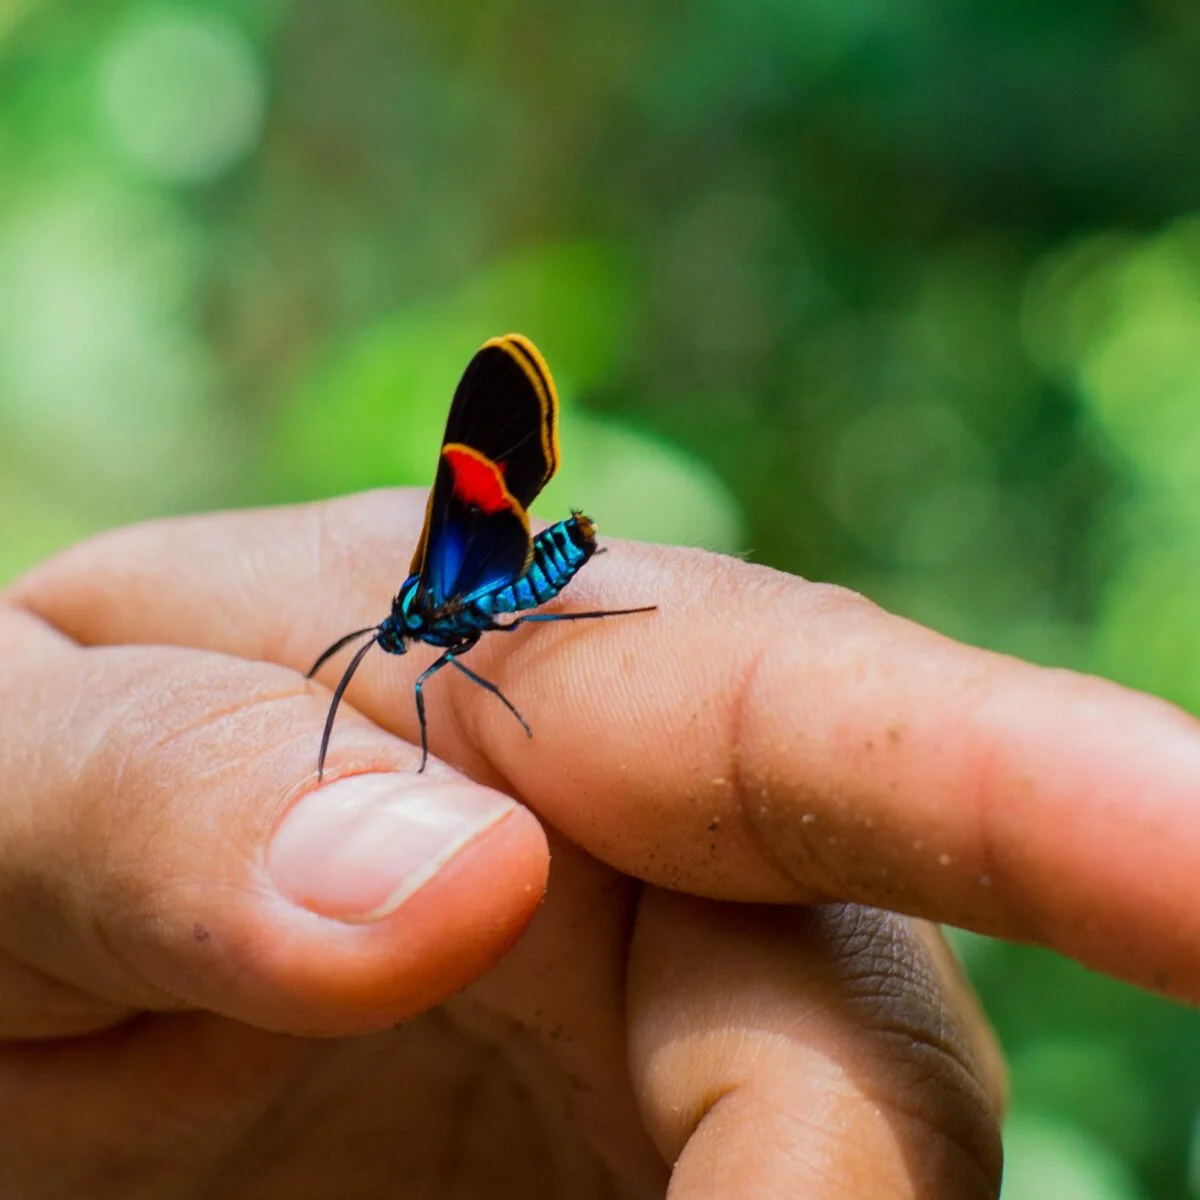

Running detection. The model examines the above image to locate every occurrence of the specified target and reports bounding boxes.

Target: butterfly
[308,333,655,775]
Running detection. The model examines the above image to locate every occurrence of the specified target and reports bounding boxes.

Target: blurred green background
[3,1,1200,1194]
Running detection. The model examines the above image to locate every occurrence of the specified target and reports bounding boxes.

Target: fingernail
[268,774,516,922]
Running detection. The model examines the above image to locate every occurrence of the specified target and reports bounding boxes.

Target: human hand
[7,490,1196,1197]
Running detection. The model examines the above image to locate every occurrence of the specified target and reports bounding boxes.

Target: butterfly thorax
[378,576,475,653]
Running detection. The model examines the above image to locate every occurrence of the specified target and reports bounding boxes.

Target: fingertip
[267,774,522,923]
[119,760,550,1036]
[235,773,550,1032]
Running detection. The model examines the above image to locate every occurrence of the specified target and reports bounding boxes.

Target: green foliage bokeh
[4,2,1200,1194]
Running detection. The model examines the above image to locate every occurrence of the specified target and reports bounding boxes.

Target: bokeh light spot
[825,396,995,563]
[1077,225,1200,491]
[1002,1115,1145,1200]
[0,181,221,505]
[98,11,265,184]
[1020,232,1135,384]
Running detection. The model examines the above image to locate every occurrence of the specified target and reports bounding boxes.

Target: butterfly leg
[448,657,532,739]
[413,650,458,773]
[492,605,657,631]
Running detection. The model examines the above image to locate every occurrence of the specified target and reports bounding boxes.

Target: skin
[4,490,1199,1198]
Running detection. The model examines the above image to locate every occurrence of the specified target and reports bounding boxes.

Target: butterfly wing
[417,445,532,607]
[441,334,559,507]
[411,335,561,607]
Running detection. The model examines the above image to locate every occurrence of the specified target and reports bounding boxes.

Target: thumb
[0,617,547,1038]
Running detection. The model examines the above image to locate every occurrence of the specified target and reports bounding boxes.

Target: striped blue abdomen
[468,511,598,620]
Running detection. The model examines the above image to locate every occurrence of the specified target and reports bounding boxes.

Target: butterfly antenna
[315,634,379,779]
[307,625,380,679]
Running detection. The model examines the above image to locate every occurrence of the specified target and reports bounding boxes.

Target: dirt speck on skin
[192,923,210,943]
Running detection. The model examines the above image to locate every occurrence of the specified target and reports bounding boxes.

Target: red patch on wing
[443,445,514,514]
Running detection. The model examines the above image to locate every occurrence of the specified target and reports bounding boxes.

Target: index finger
[12,491,1200,1000]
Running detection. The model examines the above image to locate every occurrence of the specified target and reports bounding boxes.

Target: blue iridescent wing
[417,446,532,607]
[411,335,561,607]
